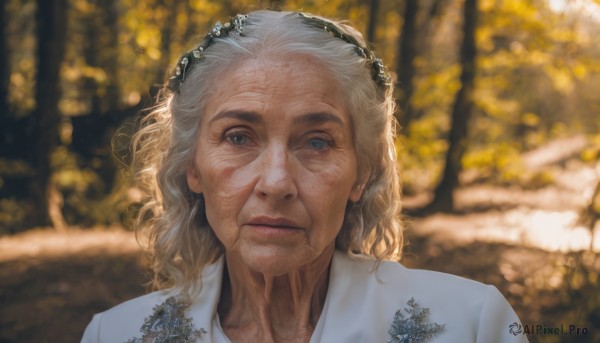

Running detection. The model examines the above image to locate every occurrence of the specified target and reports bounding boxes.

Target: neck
[218,246,334,343]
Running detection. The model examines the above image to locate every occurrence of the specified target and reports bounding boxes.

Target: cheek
[302,156,357,235]
[195,150,258,242]
[203,185,245,247]
[197,146,256,198]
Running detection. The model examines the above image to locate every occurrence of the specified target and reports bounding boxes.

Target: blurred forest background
[1,0,600,342]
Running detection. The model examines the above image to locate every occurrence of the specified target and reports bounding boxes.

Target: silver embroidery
[125,296,207,343]
[387,298,445,343]
[168,14,248,90]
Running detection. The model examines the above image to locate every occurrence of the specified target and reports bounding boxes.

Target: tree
[579,178,600,250]
[396,0,419,132]
[0,0,8,129]
[578,149,600,251]
[155,0,178,85]
[79,0,121,114]
[366,0,380,44]
[82,0,104,115]
[426,0,478,212]
[31,0,68,228]
[102,0,121,112]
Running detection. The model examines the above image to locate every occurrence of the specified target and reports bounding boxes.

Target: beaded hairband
[167,12,392,93]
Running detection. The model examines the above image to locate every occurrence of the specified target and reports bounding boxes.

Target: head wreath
[297,13,392,91]
[168,12,392,94]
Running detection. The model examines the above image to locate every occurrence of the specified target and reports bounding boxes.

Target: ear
[186,165,203,193]
[349,181,366,202]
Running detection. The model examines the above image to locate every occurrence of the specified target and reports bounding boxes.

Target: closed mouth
[246,216,302,230]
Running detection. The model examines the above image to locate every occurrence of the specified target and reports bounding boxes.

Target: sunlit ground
[408,157,600,253]
[412,208,599,252]
[549,0,600,21]
[0,226,138,262]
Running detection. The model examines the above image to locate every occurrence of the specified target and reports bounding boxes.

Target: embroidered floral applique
[125,296,207,343]
[387,298,445,343]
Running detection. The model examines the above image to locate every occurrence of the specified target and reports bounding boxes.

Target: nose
[254,145,297,202]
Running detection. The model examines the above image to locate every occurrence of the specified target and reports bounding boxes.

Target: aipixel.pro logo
[509,322,523,336]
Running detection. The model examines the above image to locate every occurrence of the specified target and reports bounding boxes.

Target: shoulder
[325,251,529,342]
[81,290,173,343]
[81,258,225,343]
[333,250,491,301]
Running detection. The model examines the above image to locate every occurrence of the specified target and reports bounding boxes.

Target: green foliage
[512,251,600,343]
[51,147,100,193]
[460,142,555,188]
[0,159,35,233]
[397,0,600,193]
[399,115,449,194]
[554,252,600,343]
[60,182,132,228]
[581,134,600,163]
[49,147,131,227]
[6,0,37,115]
[0,158,34,178]
[0,198,28,234]
[463,143,518,174]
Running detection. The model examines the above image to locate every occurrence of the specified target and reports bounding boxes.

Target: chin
[240,246,316,276]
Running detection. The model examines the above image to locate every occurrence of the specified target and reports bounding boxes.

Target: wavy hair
[131,10,403,296]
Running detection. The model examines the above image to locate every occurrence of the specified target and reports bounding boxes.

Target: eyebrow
[209,110,345,127]
[209,110,263,125]
[293,112,345,127]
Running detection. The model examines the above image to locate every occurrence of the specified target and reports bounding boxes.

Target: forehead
[202,54,349,120]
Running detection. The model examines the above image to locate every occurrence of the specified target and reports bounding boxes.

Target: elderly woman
[82,10,528,343]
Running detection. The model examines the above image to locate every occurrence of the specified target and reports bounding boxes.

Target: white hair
[131,10,402,296]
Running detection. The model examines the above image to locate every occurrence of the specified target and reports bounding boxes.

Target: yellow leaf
[522,112,540,127]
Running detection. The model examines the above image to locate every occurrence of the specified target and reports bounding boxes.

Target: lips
[246,216,302,230]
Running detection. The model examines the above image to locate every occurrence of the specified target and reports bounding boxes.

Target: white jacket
[82,250,529,342]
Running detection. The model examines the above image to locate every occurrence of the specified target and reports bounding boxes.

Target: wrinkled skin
[187,54,364,342]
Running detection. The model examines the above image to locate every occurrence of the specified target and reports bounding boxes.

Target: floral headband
[168,12,392,93]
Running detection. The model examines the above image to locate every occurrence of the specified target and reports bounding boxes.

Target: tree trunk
[80,0,120,113]
[0,0,9,125]
[419,0,450,54]
[366,0,380,44]
[396,0,419,132]
[32,0,68,228]
[102,0,120,112]
[83,2,102,115]
[155,0,177,86]
[578,172,600,251]
[427,0,478,212]
[403,0,450,125]
[181,1,195,45]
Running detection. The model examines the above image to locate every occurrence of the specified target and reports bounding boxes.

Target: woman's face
[187,54,364,275]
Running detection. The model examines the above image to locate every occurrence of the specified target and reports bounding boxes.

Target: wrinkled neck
[218,246,333,342]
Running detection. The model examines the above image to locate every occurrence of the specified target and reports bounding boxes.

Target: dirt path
[1,227,597,342]
[0,229,147,343]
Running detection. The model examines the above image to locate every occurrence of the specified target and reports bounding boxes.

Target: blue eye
[306,138,330,150]
[227,133,248,145]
